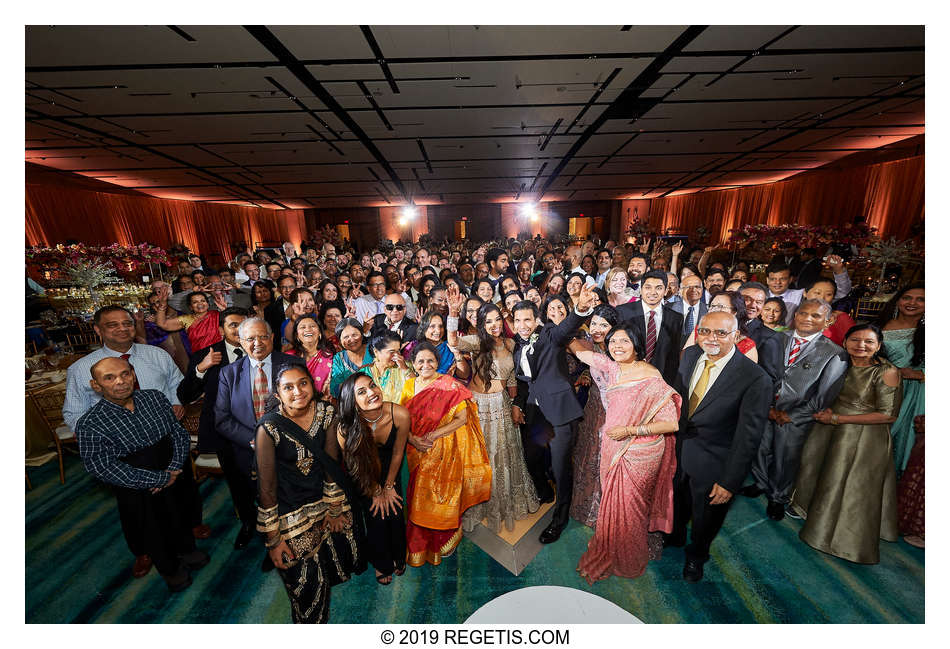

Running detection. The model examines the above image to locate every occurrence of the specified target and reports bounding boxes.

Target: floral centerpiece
[26,243,172,303]
[863,237,923,294]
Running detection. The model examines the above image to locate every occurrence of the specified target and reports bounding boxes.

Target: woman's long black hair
[876,282,924,367]
[291,314,335,358]
[472,302,504,387]
[337,372,382,498]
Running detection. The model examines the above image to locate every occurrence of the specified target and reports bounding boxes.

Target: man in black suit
[265,275,296,337]
[176,307,258,549]
[739,281,786,386]
[616,270,683,387]
[214,317,305,568]
[366,292,418,343]
[669,311,771,582]
[512,284,595,544]
[792,247,823,290]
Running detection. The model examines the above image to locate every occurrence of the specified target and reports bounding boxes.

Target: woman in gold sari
[399,342,492,567]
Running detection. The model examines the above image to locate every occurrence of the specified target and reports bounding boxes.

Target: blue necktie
[684,305,694,336]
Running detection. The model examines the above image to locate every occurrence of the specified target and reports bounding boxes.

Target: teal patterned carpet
[26,454,924,623]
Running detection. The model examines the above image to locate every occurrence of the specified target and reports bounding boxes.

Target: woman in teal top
[329,318,372,400]
[878,283,925,474]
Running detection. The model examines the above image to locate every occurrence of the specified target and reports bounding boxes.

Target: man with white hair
[669,311,771,583]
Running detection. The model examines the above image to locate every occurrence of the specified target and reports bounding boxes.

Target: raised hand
[446,284,464,315]
[197,347,222,372]
[576,283,596,312]
[671,240,684,256]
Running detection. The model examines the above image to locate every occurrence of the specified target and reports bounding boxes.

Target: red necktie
[120,353,141,390]
[645,310,657,363]
[252,364,269,420]
[787,337,807,366]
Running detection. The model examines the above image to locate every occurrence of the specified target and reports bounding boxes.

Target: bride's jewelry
[361,408,386,432]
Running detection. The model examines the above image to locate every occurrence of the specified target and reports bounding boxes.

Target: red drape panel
[650,155,923,242]
[25,182,306,263]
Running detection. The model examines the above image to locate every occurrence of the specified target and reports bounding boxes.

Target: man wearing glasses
[214,317,304,571]
[354,271,390,324]
[668,311,771,583]
[367,293,418,344]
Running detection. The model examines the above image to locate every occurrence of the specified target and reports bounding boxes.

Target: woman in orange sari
[399,342,492,567]
[154,291,226,351]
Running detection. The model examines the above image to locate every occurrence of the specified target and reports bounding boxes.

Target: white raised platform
[465,586,642,624]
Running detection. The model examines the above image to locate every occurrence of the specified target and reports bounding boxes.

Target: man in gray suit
[742,298,848,520]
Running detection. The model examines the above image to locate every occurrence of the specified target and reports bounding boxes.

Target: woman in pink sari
[154,291,225,351]
[569,324,681,584]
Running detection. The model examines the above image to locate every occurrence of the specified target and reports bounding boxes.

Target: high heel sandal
[375,571,393,585]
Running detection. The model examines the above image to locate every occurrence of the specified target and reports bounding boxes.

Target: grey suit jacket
[776,333,849,428]
[671,298,707,335]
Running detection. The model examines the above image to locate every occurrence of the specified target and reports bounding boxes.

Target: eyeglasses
[385,304,405,311]
[243,334,272,343]
[368,282,386,288]
[696,328,736,338]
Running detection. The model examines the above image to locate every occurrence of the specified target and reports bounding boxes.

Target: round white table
[464,586,642,624]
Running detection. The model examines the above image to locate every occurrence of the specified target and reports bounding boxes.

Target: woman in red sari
[570,325,681,584]
[154,291,225,351]
[398,342,491,567]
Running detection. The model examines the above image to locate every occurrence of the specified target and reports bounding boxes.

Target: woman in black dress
[255,365,366,624]
[337,372,411,585]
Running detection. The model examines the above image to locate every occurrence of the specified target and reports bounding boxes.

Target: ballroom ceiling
[25,25,924,210]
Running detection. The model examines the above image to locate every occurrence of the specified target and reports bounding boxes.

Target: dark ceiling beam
[535,25,709,200]
[243,25,410,203]
[26,93,924,121]
[25,44,923,73]
[359,26,400,94]
[704,26,800,88]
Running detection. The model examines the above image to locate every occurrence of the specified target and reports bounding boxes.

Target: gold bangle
[831,414,840,425]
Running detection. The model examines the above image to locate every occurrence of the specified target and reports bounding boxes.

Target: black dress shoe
[683,558,704,583]
[163,567,193,593]
[539,504,569,543]
[739,484,764,498]
[261,554,275,572]
[234,525,255,549]
[182,550,210,571]
[766,500,785,521]
[539,520,566,544]
[537,486,556,504]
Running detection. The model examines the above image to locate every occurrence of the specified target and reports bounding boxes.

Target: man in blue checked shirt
[76,356,208,592]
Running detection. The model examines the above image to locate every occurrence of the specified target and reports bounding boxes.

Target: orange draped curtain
[649,155,923,243]
[25,183,307,264]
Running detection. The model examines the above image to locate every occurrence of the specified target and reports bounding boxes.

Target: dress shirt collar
[699,344,736,370]
[791,330,823,344]
[225,341,242,363]
[103,342,136,357]
[250,356,270,371]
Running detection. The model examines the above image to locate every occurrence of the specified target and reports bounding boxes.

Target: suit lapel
[236,357,254,424]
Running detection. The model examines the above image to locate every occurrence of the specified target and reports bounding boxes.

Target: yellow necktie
[688,359,717,417]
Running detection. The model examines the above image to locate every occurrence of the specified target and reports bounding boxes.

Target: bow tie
[631,282,640,291]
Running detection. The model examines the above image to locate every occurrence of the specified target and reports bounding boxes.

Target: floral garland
[727,223,877,249]
[26,243,172,274]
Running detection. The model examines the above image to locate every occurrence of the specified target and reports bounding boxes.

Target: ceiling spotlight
[520,202,539,220]
[402,205,417,220]
[398,216,408,227]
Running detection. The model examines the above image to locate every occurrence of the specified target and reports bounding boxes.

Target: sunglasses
[385,304,405,311]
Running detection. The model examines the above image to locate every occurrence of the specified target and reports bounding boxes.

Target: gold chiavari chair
[27,386,71,485]
[65,332,101,354]
[853,297,888,323]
